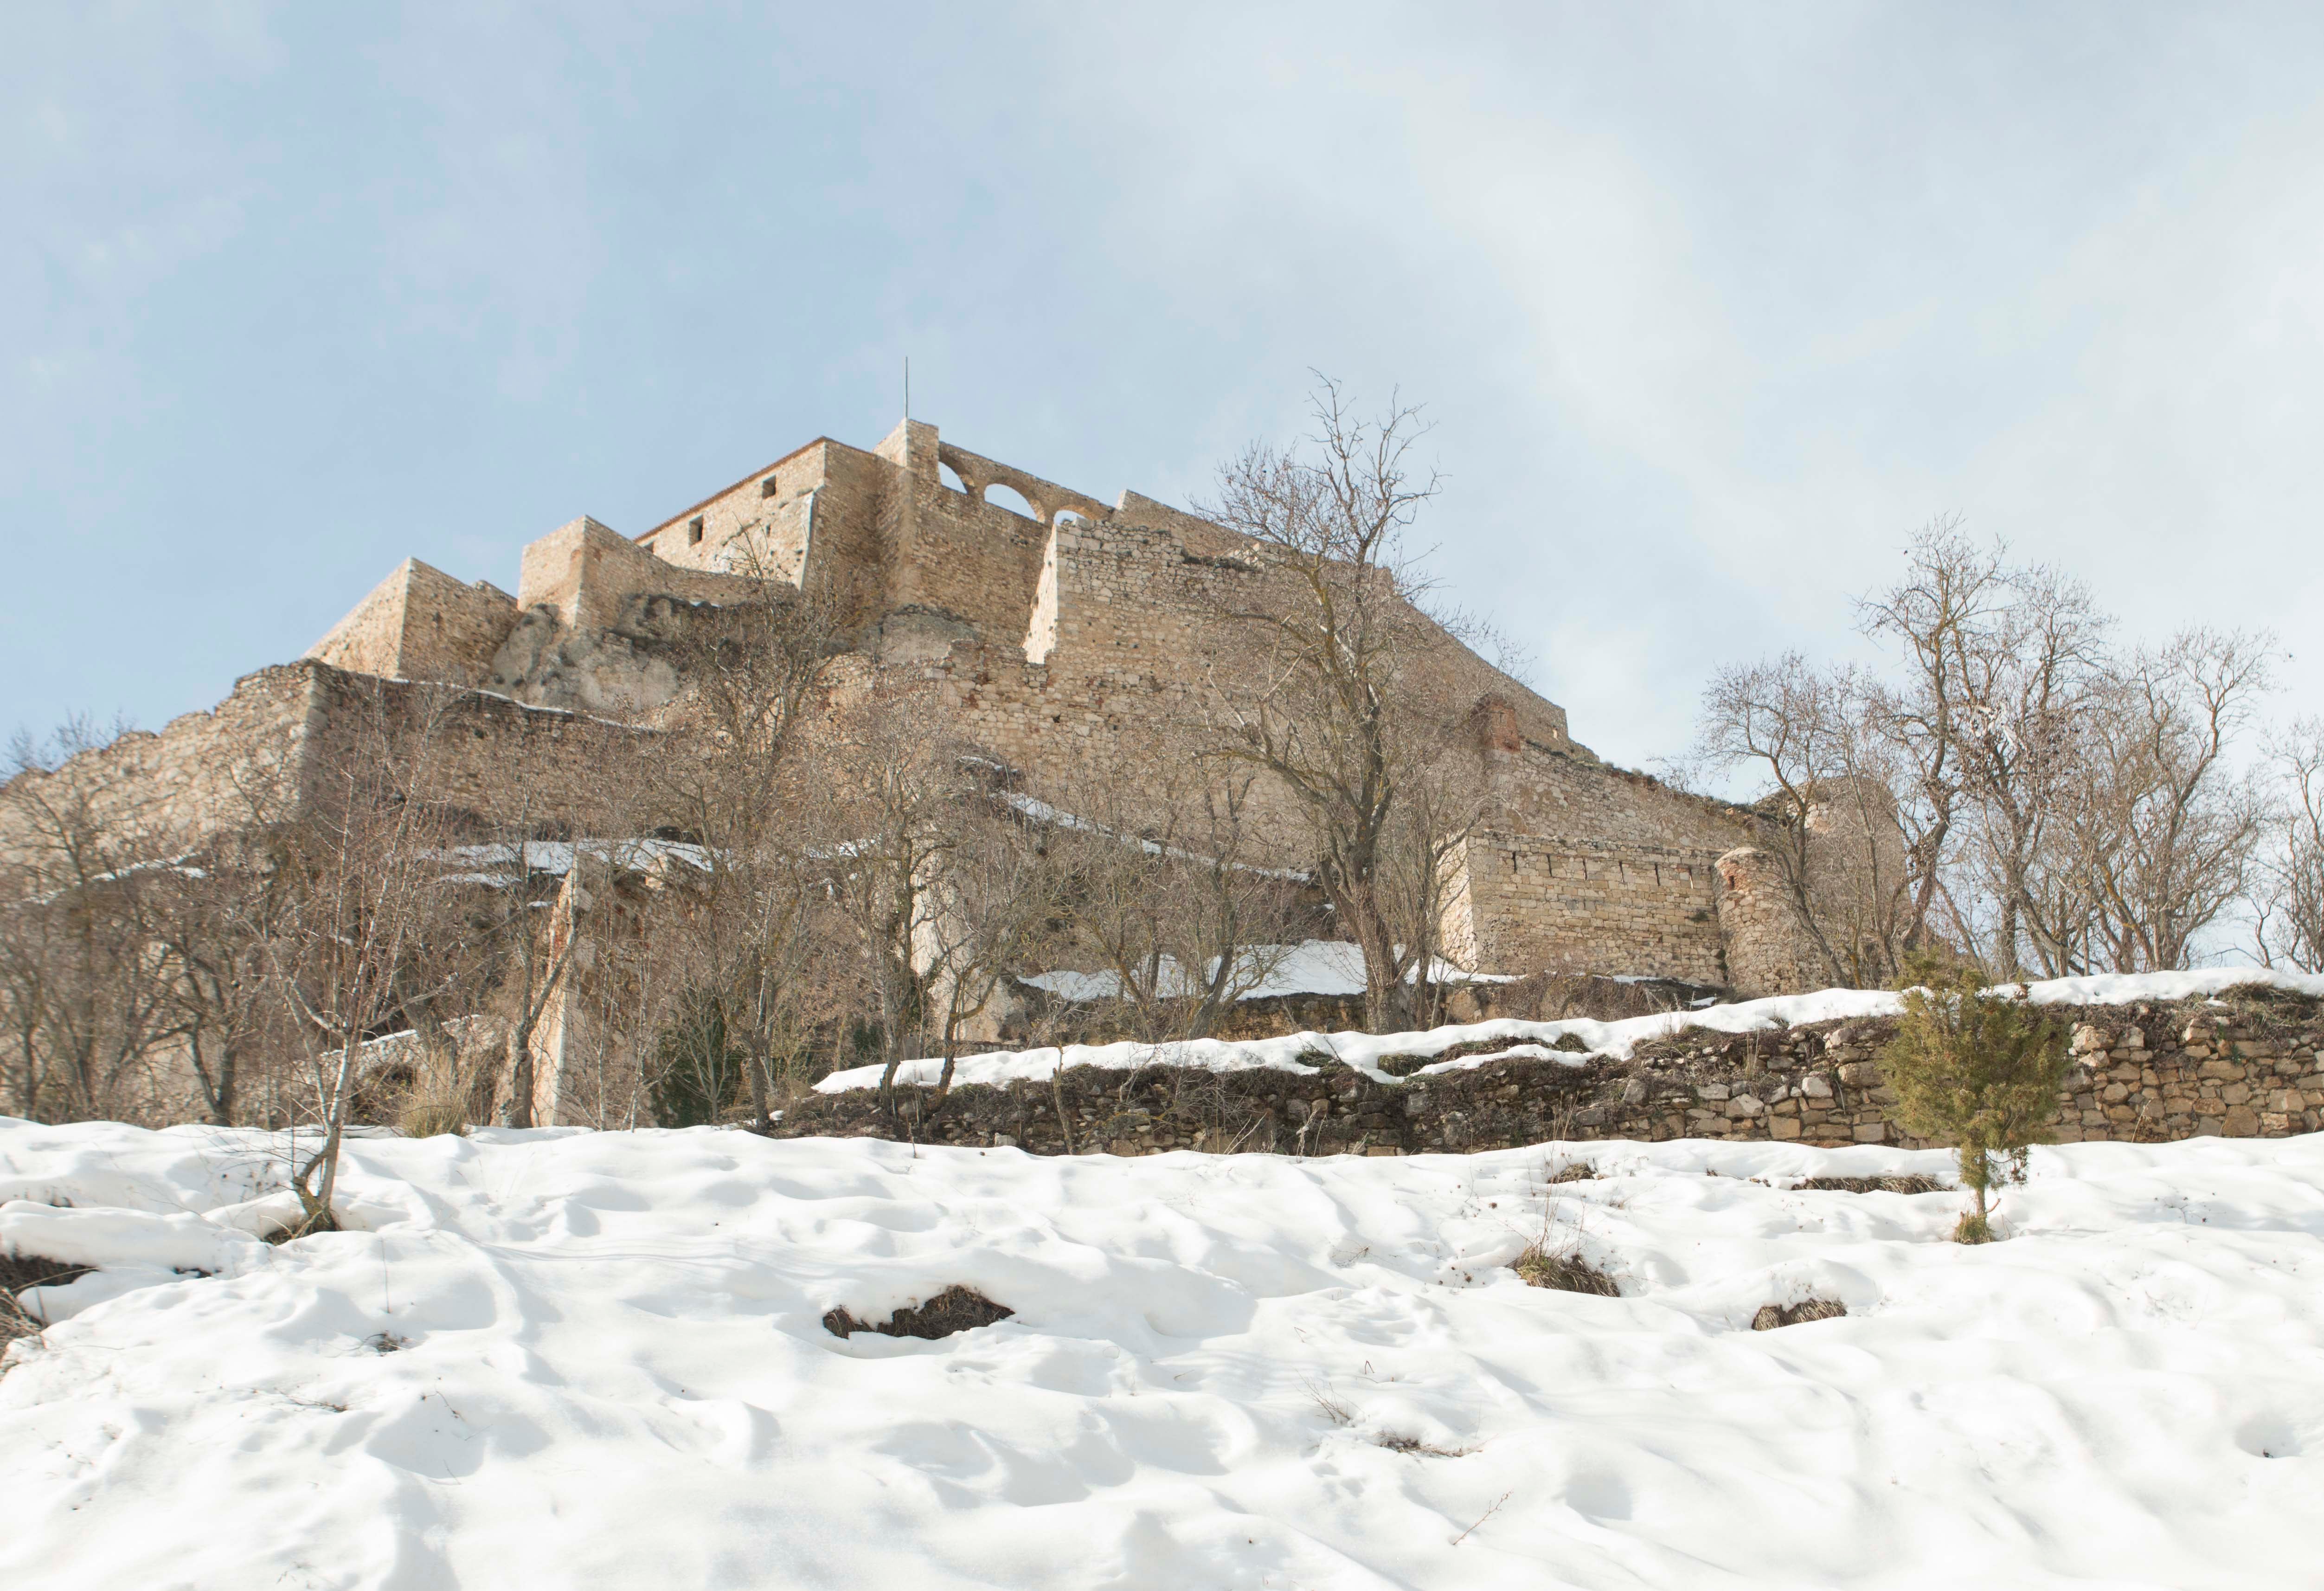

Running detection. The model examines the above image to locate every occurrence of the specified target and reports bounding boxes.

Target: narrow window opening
[688,516,705,546]
[760,475,781,499]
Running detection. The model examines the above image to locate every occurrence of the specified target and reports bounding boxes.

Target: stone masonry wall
[1462,833,1727,984]
[305,558,521,689]
[770,987,2324,1158]
[297,664,665,835]
[633,437,824,584]
[0,664,322,859]
[517,516,766,634]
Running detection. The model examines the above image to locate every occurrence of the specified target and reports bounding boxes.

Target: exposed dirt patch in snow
[822,1285,1015,1340]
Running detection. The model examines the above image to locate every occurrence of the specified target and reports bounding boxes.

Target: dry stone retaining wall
[769,988,2324,1157]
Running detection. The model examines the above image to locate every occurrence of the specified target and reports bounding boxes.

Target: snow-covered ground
[823,965,2324,1093]
[5,1119,2321,1588]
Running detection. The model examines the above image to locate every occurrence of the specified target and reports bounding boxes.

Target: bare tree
[1852,524,2116,975]
[1371,719,1491,1025]
[1038,736,1307,1043]
[2257,718,2324,973]
[0,720,178,1122]
[916,786,1063,1108]
[442,828,582,1131]
[142,830,294,1126]
[271,690,465,1232]
[1854,518,1992,951]
[1707,523,2279,983]
[636,561,847,1130]
[1200,377,1462,1028]
[2073,631,2271,973]
[1688,655,1911,987]
[820,688,962,1119]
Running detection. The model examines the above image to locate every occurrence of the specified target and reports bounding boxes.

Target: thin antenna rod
[904,356,910,420]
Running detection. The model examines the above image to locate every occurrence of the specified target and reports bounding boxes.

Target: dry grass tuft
[1512,1243,1621,1296]
[822,1284,1014,1341]
[1798,1174,1945,1195]
[397,1087,471,1139]
[1751,1298,1847,1330]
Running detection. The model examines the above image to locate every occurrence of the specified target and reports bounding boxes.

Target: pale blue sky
[6,3,2320,769]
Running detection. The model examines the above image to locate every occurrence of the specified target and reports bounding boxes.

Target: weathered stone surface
[769,990,2324,1158]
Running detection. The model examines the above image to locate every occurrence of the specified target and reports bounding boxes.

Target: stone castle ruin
[9,417,1840,1004]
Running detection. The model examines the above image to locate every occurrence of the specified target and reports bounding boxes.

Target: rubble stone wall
[770,989,2324,1158]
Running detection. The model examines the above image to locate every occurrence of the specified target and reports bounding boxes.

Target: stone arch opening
[939,462,970,495]
[982,482,1038,521]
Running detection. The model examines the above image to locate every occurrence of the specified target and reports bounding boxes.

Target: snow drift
[4,1115,2321,1588]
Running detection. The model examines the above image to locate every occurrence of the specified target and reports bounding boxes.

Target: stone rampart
[1461,833,1726,983]
[305,559,518,687]
[0,664,322,858]
[0,659,667,867]
[517,516,765,633]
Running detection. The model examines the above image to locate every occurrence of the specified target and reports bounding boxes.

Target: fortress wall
[894,476,1052,642]
[296,664,663,835]
[0,657,674,870]
[517,517,764,635]
[1460,832,1727,982]
[801,443,899,631]
[867,513,1590,860]
[390,562,519,686]
[1112,490,1258,560]
[1040,518,1574,751]
[1491,747,1759,855]
[305,563,413,679]
[0,665,324,862]
[635,439,823,585]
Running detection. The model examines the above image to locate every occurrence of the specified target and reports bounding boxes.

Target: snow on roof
[819,966,2324,1094]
